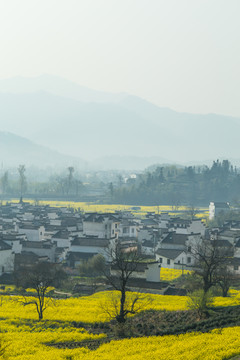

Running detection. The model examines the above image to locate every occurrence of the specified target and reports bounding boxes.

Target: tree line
[0,165,86,200]
[1,160,240,205]
[110,160,240,206]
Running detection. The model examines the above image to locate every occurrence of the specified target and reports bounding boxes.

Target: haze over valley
[1,74,240,171]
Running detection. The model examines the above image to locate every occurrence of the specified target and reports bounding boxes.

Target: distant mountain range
[0,74,240,169]
[0,131,174,170]
[0,131,84,168]
[0,74,127,103]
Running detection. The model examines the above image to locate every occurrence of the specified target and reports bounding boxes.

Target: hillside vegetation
[112,160,240,206]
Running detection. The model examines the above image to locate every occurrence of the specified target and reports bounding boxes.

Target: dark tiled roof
[84,213,119,223]
[22,241,53,249]
[111,262,147,273]
[0,240,12,251]
[121,220,138,226]
[156,248,184,260]
[161,232,188,245]
[52,231,71,239]
[71,237,109,247]
[62,218,78,227]
[19,225,41,230]
[15,252,49,265]
[219,230,240,238]
[0,233,22,241]
[142,240,154,248]
[169,217,191,225]
[212,202,230,208]
[141,219,158,226]
[67,252,97,261]
[213,239,232,247]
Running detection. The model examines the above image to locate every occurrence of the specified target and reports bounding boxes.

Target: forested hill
[111,160,240,206]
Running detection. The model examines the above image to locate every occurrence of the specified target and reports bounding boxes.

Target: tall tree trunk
[117,287,126,323]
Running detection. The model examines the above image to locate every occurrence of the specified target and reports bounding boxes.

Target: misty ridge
[0,74,240,172]
[0,75,240,207]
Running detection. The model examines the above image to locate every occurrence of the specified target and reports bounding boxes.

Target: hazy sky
[0,0,240,117]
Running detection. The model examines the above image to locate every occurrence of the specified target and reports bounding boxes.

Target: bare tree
[0,171,9,195]
[55,175,67,196]
[18,165,26,202]
[67,166,74,195]
[108,182,114,201]
[187,205,197,220]
[191,239,233,295]
[75,179,83,197]
[79,247,151,324]
[215,263,235,297]
[14,262,66,321]
[102,247,150,323]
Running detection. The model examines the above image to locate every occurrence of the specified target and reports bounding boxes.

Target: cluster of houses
[0,202,239,283]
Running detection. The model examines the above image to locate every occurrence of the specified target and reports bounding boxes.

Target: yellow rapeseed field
[4,200,209,218]
[0,291,240,359]
[160,268,192,281]
[1,291,239,323]
[0,292,189,323]
[2,324,240,360]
